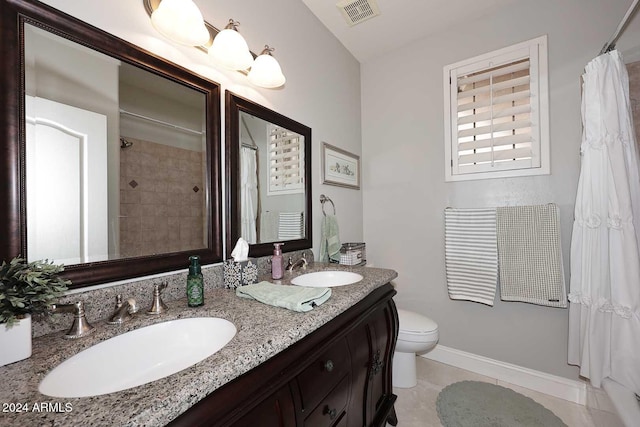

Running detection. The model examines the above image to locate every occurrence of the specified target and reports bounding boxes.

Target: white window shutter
[267,124,305,195]
[444,36,549,181]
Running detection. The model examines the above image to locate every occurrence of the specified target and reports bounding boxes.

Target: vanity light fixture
[150,0,210,47]
[145,0,286,88]
[208,19,253,71]
[248,46,286,89]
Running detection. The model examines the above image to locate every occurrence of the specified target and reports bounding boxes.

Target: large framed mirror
[225,92,312,257]
[0,0,222,288]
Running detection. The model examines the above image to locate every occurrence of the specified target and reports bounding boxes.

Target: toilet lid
[398,309,438,333]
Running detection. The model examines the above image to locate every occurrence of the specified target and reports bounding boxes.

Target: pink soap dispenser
[272,243,284,280]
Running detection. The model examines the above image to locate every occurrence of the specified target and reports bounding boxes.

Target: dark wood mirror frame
[225,91,312,257]
[0,0,223,288]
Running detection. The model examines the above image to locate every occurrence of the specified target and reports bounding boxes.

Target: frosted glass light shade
[209,25,253,71]
[151,0,210,46]
[248,51,286,88]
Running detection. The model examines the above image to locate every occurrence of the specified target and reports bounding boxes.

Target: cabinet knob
[324,359,334,372]
[323,406,337,420]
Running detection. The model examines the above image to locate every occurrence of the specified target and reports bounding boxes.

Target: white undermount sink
[39,317,236,398]
[290,270,363,287]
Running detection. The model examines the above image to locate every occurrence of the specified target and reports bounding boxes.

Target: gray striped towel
[444,208,498,306]
[495,204,567,308]
[278,212,303,240]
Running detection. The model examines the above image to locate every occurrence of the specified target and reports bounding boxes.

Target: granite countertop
[0,264,397,427]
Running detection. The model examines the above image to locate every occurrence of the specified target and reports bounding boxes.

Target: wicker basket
[339,243,366,266]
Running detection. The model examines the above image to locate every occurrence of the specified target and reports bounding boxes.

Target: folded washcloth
[235,281,331,312]
[319,214,341,263]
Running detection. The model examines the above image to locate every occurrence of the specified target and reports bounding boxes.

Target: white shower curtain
[240,146,258,244]
[568,50,640,395]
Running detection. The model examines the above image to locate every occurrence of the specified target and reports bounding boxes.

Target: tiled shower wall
[629,61,640,142]
[119,138,205,258]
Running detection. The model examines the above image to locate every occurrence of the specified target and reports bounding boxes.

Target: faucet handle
[147,283,168,315]
[50,301,95,339]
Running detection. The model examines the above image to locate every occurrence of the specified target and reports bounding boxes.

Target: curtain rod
[119,109,203,136]
[600,0,640,55]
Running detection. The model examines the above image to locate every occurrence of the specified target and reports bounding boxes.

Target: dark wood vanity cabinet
[169,284,398,427]
[232,383,298,427]
[346,300,397,427]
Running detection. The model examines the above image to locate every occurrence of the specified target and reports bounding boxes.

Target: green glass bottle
[187,255,204,307]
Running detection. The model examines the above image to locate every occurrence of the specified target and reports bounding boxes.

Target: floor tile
[390,356,597,427]
[496,380,595,427]
[587,408,625,427]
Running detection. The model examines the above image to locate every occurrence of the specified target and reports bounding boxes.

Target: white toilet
[393,309,439,388]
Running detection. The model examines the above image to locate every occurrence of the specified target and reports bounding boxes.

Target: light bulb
[151,0,210,46]
[248,46,286,88]
[208,19,253,71]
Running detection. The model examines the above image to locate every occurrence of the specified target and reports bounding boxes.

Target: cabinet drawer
[298,338,350,412]
[304,375,350,427]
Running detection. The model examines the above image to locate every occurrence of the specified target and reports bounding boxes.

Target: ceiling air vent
[336,0,380,27]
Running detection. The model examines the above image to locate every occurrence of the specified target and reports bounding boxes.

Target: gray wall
[361,0,639,380]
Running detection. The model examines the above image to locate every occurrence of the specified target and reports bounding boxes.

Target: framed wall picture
[322,142,360,189]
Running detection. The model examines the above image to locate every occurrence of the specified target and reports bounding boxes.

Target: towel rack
[320,194,336,216]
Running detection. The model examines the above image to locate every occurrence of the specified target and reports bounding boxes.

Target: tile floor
[391,357,623,427]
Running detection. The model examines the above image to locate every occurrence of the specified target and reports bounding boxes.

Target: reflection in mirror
[0,0,222,288]
[25,25,208,265]
[226,92,312,257]
[239,111,305,244]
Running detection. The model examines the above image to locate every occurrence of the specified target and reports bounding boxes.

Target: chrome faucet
[286,253,308,272]
[107,295,139,324]
[49,301,95,339]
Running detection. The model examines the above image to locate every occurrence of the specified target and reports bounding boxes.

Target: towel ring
[320,194,336,216]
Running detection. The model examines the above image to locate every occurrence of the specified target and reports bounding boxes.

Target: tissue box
[223,259,259,289]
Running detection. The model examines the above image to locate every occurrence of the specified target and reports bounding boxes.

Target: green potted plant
[0,257,70,366]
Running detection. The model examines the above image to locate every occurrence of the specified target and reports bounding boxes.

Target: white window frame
[266,124,305,195]
[443,35,550,182]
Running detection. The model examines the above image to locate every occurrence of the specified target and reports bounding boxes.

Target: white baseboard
[421,345,587,405]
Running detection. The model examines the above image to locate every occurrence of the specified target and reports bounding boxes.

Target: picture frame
[321,142,360,190]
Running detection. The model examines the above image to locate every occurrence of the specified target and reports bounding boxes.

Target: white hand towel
[260,211,279,242]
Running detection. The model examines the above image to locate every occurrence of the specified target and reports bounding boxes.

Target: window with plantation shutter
[267,124,304,195]
[444,36,549,181]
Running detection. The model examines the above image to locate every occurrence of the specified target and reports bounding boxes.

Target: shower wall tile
[119,138,206,258]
